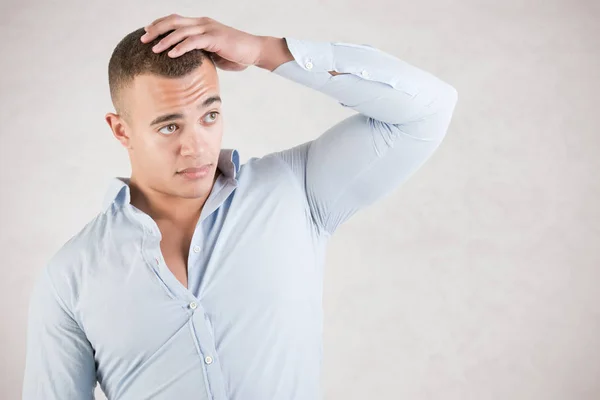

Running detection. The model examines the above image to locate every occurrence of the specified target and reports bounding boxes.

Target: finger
[151,25,205,53]
[140,14,175,42]
[141,14,198,43]
[167,34,211,58]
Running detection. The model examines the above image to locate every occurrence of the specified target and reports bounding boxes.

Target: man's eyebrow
[150,113,184,126]
[149,95,222,127]
[201,95,222,109]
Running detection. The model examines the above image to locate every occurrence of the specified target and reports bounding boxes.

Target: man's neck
[128,170,221,227]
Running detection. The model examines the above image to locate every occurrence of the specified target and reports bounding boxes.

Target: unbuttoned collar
[101,148,240,213]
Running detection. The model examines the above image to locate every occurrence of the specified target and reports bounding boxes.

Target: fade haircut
[108,27,215,120]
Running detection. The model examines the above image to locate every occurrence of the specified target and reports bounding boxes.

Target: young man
[23,13,457,400]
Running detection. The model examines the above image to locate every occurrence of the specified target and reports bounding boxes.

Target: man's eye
[158,124,178,135]
[204,111,220,123]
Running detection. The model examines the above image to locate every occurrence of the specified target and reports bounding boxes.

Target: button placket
[186,302,225,394]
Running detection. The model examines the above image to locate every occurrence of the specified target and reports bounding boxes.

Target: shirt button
[189,301,198,310]
[305,60,313,70]
[205,355,213,365]
[155,258,160,265]
[360,70,369,78]
[193,245,201,253]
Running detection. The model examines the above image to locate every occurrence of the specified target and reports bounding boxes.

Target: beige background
[1,0,599,399]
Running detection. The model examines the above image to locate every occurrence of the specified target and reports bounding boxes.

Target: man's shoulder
[240,149,307,183]
[43,212,110,285]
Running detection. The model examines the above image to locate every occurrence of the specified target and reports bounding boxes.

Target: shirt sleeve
[22,267,96,400]
[268,37,458,236]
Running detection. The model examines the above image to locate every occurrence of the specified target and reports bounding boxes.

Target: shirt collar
[101,148,240,213]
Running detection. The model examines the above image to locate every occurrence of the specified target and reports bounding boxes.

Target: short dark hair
[108,27,215,119]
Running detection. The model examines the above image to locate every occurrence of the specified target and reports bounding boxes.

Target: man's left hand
[140,14,264,72]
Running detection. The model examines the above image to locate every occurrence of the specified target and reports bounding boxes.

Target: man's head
[105,27,223,202]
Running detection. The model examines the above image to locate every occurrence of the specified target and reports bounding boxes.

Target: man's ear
[105,112,132,149]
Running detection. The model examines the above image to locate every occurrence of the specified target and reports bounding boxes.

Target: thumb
[211,53,248,71]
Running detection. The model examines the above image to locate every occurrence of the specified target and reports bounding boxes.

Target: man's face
[109,62,223,200]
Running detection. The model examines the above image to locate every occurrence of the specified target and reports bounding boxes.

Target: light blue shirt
[23,37,457,399]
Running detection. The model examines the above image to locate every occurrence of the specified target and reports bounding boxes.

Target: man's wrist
[255,36,294,72]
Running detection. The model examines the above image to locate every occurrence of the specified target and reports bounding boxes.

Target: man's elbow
[447,84,458,109]
[436,83,458,113]
[394,84,458,142]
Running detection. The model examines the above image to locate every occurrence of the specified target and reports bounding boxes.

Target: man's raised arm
[138,16,458,236]
[257,36,458,235]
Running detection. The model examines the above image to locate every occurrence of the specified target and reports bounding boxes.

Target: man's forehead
[130,72,220,109]
[134,70,218,95]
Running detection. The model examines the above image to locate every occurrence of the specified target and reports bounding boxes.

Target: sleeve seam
[271,151,331,239]
[43,267,79,325]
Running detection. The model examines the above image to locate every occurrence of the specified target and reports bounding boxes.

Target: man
[22,13,457,400]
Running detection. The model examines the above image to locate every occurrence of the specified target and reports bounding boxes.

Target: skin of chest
[158,225,195,288]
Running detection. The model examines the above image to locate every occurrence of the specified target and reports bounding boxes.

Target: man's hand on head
[140,13,344,75]
[140,14,264,72]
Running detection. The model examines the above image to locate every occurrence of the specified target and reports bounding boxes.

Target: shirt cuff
[270,37,334,89]
[270,37,423,96]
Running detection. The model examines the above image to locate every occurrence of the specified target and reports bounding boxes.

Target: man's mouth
[177,164,212,179]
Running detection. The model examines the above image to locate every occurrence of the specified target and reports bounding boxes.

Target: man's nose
[180,128,208,157]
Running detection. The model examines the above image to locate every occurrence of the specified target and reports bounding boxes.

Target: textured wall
[1,0,598,399]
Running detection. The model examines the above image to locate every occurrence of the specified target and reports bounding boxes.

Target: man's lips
[178,164,211,174]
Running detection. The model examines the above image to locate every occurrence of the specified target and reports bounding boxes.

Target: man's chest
[81,197,323,358]
[81,176,330,388]
[158,229,192,288]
